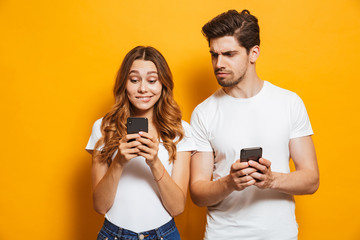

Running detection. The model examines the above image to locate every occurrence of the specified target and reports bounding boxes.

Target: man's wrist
[219,175,235,194]
[269,172,280,190]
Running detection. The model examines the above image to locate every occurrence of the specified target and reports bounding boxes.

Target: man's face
[209,36,250,87]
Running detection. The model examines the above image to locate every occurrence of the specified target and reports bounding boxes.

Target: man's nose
[215,55,225,69]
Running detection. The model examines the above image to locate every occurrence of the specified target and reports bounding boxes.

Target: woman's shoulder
[90,118,103,137]
[93,118,103,127]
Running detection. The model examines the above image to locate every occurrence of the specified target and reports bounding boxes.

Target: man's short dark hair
[202,9,260,53]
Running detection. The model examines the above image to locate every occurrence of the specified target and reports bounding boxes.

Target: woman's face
[126,60,163,116]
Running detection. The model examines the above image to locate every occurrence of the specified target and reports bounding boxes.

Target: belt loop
[116,226,123,239]
[155,227,162,240]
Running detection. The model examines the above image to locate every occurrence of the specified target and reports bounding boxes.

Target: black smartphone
[127,117,148,134]
[240,147,262,162]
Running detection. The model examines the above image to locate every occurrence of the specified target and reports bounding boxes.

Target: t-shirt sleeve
[290,94,313,139]
[176,120,197,152]
[85,118,103,153]
[190,107,213,152]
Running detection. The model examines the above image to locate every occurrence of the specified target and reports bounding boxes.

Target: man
[190,9,319,239]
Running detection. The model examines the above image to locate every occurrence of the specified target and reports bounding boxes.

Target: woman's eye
[129,78,138,83]
[148,79,157,84]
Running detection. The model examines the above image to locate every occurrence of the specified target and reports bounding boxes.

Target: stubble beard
[216,72,244,87]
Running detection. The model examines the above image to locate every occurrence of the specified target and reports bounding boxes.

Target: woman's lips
[136,96,152,102]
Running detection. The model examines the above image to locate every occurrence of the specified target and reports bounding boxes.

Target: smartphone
[240,147,262,162]
[127,117,148,134]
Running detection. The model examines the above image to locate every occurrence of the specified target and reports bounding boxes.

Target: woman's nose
[138,81,147,93]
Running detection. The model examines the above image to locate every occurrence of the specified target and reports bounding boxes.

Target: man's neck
[223,74,263,99]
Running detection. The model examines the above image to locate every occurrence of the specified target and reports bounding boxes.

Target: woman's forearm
[92,159,124,214]
[150,160,187,216]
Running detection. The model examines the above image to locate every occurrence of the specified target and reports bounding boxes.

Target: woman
[85,46,196,240]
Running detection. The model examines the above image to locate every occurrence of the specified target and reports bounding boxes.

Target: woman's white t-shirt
[86,119,196,232]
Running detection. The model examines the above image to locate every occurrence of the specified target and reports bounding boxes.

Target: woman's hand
[135,131,160,167]
[115,133,142,166]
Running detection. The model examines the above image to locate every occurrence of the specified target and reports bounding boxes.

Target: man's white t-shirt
[190,81,313,240]
[86,119,196,232]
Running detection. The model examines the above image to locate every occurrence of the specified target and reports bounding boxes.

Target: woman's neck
[132,108,154,121]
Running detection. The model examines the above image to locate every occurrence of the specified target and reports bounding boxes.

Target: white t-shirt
[190,81,313,240]
[86,119,196,232]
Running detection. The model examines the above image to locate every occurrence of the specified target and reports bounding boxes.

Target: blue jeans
[97,218,181,240]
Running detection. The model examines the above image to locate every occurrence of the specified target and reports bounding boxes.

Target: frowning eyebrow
[210,50,238,56]
[129,70,158,75]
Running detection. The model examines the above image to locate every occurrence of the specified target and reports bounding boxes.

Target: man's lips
[216,72,230,78]
[215,70,231,76]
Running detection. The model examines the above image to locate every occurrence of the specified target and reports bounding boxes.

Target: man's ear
[249,45,260,63]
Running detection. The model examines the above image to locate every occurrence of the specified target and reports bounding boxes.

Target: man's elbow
[307,175,320,194]
[311,178,320,194]
[190,195,206,207]
[190,186,209,207]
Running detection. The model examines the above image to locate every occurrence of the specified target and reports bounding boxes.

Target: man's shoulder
[265,81,298,99]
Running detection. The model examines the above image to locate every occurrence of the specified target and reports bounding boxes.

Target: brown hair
[94,46,184,166]
[202,9,260,53]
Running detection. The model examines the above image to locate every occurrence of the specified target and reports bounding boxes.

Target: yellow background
[1,0,359,239]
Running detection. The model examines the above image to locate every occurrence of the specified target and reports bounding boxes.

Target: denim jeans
[97,218,181,240]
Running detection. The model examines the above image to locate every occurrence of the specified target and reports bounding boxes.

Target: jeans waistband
[103,218,176,239]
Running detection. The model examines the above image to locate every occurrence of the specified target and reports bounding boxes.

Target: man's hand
[248,158,275,189]
[229,160,257,191]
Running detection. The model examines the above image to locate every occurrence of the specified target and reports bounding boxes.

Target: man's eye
[224,53,234,57]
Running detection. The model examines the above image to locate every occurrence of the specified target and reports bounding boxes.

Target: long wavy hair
[94,46,184,166]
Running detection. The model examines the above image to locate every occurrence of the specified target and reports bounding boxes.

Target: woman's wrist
[113,153,127,168]
[154,166,165,182]
[147,155,161,168]
[149,157,165,181]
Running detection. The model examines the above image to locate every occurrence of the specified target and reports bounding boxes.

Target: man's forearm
[190,175,234,207]
[270,169,319,195]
